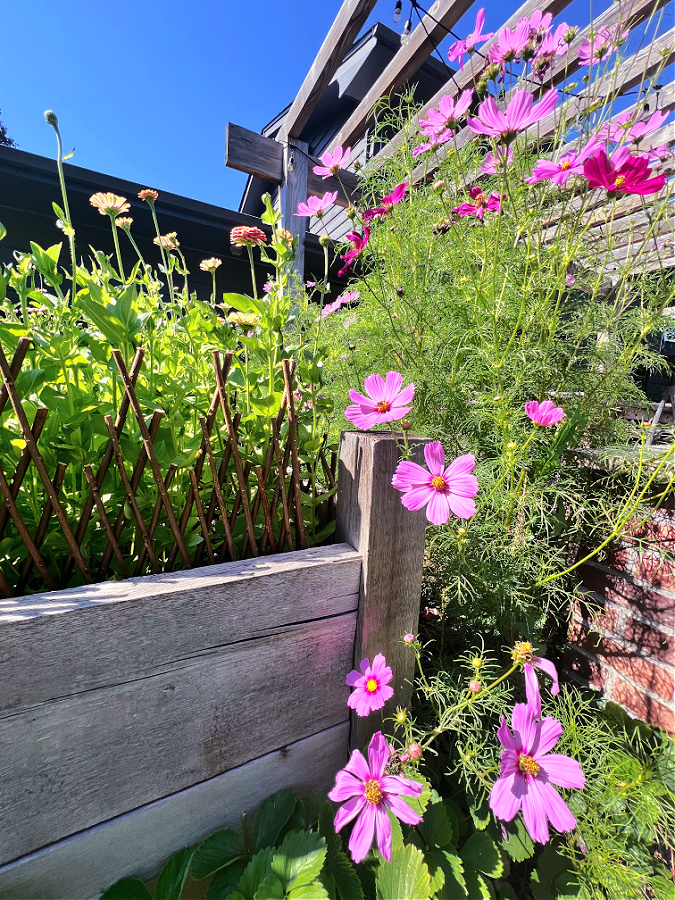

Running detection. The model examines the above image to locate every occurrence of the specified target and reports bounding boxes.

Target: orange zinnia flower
[153,232,179,250]
[139,188,159,201]
[199,257,222,272]
[89,192,130,216]
[230,226,266,247]
[115,217,133,229]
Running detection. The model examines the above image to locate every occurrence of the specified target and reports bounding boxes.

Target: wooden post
[336,431,429,749]
[280,139,309,279]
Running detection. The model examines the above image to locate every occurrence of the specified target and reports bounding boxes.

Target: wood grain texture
[278,0,381,142]
[281,140,310,277]
[0,545,360,713]
[0,723,349,900]
[336,431,429,750]
[331,0,475,151]
[0,614,355,865]
[225,122,284,182]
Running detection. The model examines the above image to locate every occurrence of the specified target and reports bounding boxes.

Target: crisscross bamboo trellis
[0,339,336,598]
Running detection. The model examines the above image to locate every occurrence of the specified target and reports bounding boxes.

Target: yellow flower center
[364,779,383,804]
[613,176,626,188]
[561,160,572,170]
[366,678,379,693]
[474,191,487,207]
[519,754,541,777]
[512,641,534,664]
[376,400,392,414]
[431,475,446,492]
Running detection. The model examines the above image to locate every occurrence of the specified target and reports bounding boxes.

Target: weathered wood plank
[331,0,475,151]
[336,431,429,750]
[0,544,361,713]
[281,139,310,276]
[0,723,349,900]
[0,613,355,864]
[278,0,381,142]
[225,122,284,182]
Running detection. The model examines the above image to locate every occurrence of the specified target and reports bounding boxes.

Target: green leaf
[253,789,297,851]
[417,800,456,851]
[289,884,330,899]
[270,830,327,892]
[0,221,6,241]
[253,873,284,899]
[156,846,196,900]
[401,773,432,819]
[100,879,153,900]
[497,886,518,900]
[223,293,260,315]
[651,875,675,900]
[319,801,365,900]
[498,818,534,863]
[463,869,495,900]
[426,850,466,900]
[239,847,275,899]
[429,863,445,897]
[468,799,491,831]
[205,860,247,900]
[461,832,502,879]
[191,828,247,879]
[530,845,578,900]
[376,844,431,900]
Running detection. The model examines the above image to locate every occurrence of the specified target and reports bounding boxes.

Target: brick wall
[564,504,675,734]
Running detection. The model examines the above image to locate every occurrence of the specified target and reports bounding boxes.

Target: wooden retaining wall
[0,430,428,899]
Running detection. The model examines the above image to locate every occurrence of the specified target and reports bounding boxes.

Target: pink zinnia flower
[345,371,414,430]
[453,186,503,220]
[346,654,394,716]
[490,703,585,844]
[448,9,494,68]
[583,148,666,196]
[313,145,351,178]
[328,731,423,863]
[480,146,514,175]
[392,442,478,525]
[338,226,370,277]
[362,182,408,222]
[420,90,473,135]
[578,26,628,66]
[468,89,559,144]
[296,191,337,219]
[488,20,530,68]
[525,399,565,426]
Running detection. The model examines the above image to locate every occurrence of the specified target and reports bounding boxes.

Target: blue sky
[1,0,669,211]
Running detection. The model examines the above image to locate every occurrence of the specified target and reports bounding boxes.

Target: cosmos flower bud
[564,27,578,43]
[44,110,58,126]
[408,743,422,760]
[432,179,446,193]
[319,234,331,247]
[469,680,482,693]
[471,656,483,669]
[403,633,416,644]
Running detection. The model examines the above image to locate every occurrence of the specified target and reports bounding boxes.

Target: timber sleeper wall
[0,431,429,900]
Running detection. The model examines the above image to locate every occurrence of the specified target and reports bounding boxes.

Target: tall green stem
[109,215,125,280]
[45,112,77,296]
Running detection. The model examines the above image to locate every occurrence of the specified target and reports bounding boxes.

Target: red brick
[568,623,674,700]
[563,646,606,690]
[612,678,675,734]
[624,617,675,665]
[573,595,621,634]
[597,545,633,574]
[579,563,674,628]
[634,552,675,592]
[625,517,675,553]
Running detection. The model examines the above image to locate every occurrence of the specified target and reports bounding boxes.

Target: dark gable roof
[240,22,451,217]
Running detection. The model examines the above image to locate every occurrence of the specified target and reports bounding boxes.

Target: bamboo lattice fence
[0,339,336,598]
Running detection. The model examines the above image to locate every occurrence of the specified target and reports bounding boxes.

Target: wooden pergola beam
[330,0,475,152]
[277,0,381,143]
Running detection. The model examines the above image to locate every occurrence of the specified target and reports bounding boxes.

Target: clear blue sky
[1,0,668,211]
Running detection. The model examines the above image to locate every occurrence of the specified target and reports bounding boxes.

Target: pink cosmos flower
[363,182,408,222]
[468,89,559,144]
[420,90,473,135]
[489,703,585,844]
[328,730,423,863]
[531,23,571,78]
[392,442,478,525]
[480,146,514,175]
[345,371,414,430]
[313,145,351,178]
[578,26,628,66]
[453,186,503,220]
[525,400,565,426]
[448,9,494,68]
[488,20,530,68]
[583,147,666,196]
[346,654,394,716]
[412,129,454,158]
[338,290,360,305]
[525,657,560,717]
[565,273,576,286]
[321,298,342,319]
[600,109,668,144]
[527,136,600,186]
[338,226,370,277]
[296,191,337,218]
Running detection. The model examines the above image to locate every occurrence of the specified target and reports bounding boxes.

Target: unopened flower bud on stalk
[507,441,517,451]
[432,179,446,194]
[319,234,331,247]
[400,419,413,431]
[408,743,422,760]
[403,633,416,644]
[471,656,483,669]
[44,110,59,127]
[469,679,481,693]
